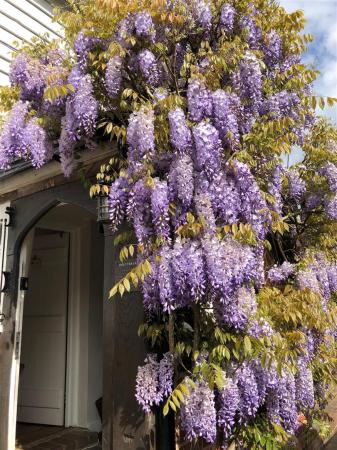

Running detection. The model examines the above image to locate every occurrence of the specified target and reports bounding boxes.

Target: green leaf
[169,400,176,412]
[118,283,125,296]
[109,285,118,298]
[244,336,252,355]
[163,402,169,416]
[171,394,180,408]
[123,278,131,292]
[175,389,185,403]
[180,383,190,395]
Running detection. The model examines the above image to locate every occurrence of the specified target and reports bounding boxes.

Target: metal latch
[20,277,29,291]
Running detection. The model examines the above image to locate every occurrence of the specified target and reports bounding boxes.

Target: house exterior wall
[0,0,63,85]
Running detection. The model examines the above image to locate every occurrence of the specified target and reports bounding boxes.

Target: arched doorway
[1,179,155,450]
[14,203,104,449]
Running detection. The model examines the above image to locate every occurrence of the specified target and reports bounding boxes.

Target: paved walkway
[16,424,101,450]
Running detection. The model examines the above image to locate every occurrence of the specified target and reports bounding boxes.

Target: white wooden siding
[0,0,63,86]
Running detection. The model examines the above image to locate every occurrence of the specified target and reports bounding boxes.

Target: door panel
[17,232,69,426]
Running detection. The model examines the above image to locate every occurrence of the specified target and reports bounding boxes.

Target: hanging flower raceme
[171,238,206,306]
[268,164,283,214]
[237,362,260,422]
[295,357,315,410]
[105,55,123,98]
[151,179,171,241]
[59,99,78,177]
[187,79,212,122]
[156,245,177,311]
[168,153,194,208]
[109,177,130,230]
[168,108,192,154]
[202,236,257,303]
[215,286,257,331]
[320,162,337,192]
[325,195,337,220]
[239,14,262,49]
[0,100,29,168]
[268,261,294,284]
[134,11,156,42]
[233,161,270,238]
[212,90,240,150]
[209,171,241,224]
[23,118,53,168]
[74,32,101,72]
[73,75,98,137]
[264,30,282,68]
[233,52,262,114]
[142,256,160,314]
[135,352,174,413]
[193,121,222,178]
[138,49,161,87]
[192,0,213,31]
[287,169,307,201]
[10,53,45,103]
[127,106,155,170]
[220,4,236,33]
[180,380,217,443]
[127,179,153,246]
[135,354,161,413]
[217,376,240,440]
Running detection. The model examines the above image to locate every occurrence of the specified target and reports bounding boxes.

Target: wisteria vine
[1,0,337,448]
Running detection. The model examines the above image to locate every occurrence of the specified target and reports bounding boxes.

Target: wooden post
[102,223,157,449]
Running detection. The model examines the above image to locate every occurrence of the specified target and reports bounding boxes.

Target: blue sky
[280,0,337,124]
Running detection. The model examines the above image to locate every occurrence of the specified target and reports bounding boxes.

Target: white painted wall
[0,0,64,85]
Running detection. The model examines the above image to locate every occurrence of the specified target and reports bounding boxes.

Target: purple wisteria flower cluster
[296,254,337,311]
[181,355,316,445]
[268,261,295,284]
[135,353,174,413]
[317,162,337,219]
[180,380,217,443]
[0,40,100,173]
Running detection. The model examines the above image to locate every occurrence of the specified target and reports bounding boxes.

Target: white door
[17,231,70,426]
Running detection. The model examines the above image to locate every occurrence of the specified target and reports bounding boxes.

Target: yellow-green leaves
[44,84,75,101]
[109,259,151,298]
[163,379,192,416]
[0,86,19,114]
[176,212,205,238]
[138,322,164,347]
[222,222,258,245]
[119,244,136,262]
[302,95,337,111]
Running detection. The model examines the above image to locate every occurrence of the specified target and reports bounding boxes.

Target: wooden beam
[0,145,115,202]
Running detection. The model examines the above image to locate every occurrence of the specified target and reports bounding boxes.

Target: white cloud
[280,0,337,123]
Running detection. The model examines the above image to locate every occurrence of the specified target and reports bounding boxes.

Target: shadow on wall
[119,406,156,450]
